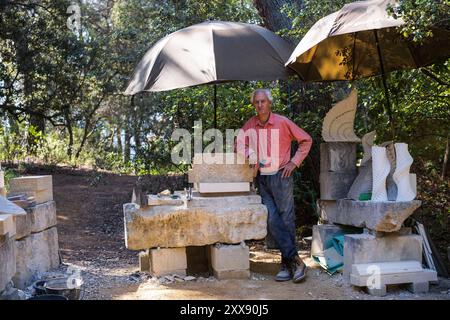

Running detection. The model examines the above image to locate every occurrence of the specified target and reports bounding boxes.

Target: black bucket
[28,294,68,300]
[32,280,47,295]
[44,278,82,300]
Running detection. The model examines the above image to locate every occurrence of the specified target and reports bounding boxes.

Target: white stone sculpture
[371,146,390,201]
[322,89,361,142]
[361,131,376,166]
[393,143,415,201]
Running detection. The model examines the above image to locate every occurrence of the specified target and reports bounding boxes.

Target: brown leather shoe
[291,255,307,283]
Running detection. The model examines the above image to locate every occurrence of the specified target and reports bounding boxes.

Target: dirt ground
[23,167,450,300]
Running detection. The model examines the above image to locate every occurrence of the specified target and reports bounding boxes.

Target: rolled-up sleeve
[287,119,312,167]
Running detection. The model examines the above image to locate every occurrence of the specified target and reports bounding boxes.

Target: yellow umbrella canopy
[286,0,450,138]
[286,0,450,81]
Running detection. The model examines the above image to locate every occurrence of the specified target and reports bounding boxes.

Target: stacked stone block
[3,176,60,290]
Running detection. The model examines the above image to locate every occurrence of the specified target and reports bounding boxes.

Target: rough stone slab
[149,247,187,277]
[330,199,422,232]
[210,243,249,272]
[189,153,254,183]
[311,224,361,256]
[198,182,250,193]
[139,250,150,272]
[320,142,357,173]
[0,236,16,293]
[213,269,250,280]
[124,202,267,250]
[319,172,357,200]
[0,214,15,237]
[13,227,60,289]
[343,233,422,280]
[9,175,52,192]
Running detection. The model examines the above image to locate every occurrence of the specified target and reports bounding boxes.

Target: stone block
[350,261,437,295]
[319,172,357,200]
[329,199,421,232]
[13,227,60,289]
[213,269,250,280]
[311,224,361,256]
[343,233,422,280]
[28,201,57,233]
[210,243,249,272]
[149,247,187,277]
[320,142,357,173]
[407,282,430,293]
[198,182,250,193]
[0,236,16,293]
[0,214,15,237]
[9,189,53,205]
[9,175,52,192]
[189,153,254,183]
[317,200,338,223]
[124,201,267,250]
[139,250,150,272]
[185,194,263,208]
[14,211,31,240]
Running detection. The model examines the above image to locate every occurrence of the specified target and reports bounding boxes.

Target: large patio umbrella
[124,20,295,128]
[285,0,450,138]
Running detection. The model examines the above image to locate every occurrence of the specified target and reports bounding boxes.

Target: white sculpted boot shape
[393,143,415,201]
[371,146,390,201]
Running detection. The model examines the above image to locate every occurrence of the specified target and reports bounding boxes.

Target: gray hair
[250,89,273,104]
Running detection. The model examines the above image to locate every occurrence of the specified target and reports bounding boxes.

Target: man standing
[237,89,312,283]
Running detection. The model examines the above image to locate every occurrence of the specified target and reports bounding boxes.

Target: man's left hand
[282,161,297,178]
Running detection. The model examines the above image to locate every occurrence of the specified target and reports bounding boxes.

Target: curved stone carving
[361,131,376,165]
[371,146,390,201]
[322,89,361,142]
[393,143,415,201]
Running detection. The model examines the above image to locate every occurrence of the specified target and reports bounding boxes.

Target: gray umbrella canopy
[124,20,295,95]
[285,0,450,81]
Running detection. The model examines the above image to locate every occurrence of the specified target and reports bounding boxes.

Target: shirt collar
[256,112,275,127]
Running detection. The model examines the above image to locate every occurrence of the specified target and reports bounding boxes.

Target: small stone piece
[213,269,250,280]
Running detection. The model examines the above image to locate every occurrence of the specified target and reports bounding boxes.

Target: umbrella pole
[374,30,396,141]
[214,84,217,129]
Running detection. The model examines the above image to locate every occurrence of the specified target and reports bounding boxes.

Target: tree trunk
[442,136,449,180]
[124,115,131,163]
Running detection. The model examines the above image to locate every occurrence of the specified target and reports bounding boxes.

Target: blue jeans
[257,170,297,262]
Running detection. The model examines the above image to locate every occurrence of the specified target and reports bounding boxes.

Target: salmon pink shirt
[237,112,312,175]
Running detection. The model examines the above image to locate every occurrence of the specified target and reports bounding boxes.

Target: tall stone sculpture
[393,143,415,201]
[322,89,361,142]
[371,146,390,201]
